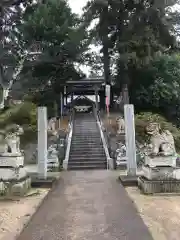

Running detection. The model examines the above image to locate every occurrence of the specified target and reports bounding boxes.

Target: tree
[130,54,180,124]
[15,0,89,111]
[0,0,33,107]
[82,0,179,105]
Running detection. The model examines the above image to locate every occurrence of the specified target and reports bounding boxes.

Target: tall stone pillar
[124,104,137,176]
[38,107,48,179]
[95,86,98,112]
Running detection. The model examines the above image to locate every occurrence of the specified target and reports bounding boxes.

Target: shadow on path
[17,171,153,240]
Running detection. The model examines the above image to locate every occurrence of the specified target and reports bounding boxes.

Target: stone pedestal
[173,168,180,180]
[139,155,180,194]
[0,154,31,196]
[47,145,59,171]
[144,155,176,168]
[47,155,59,171]
[142,165,174,180]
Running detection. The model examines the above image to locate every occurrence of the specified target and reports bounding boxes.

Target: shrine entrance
[60,77,106,116]
[66,95,94,113]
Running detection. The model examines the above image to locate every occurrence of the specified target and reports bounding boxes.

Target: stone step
[68,164,107,170]
[69,156,106,161]
[72,137,102,140]
[74,126,97,128]
[71,144,104,147]
[68,161,106,166]
[70,149,105,154]
[69,154,106,159]
[73,127,98,129]
[72,138,102,141]
[72,135,100,137]
[71,142,103,145]
[71,140,102,143]
[70,146,104,150]
[74,123,96,124]
[74,124,97,126]
[73,130,98,132]
[73,132,99,135]
[74,125,97,127]
[69,149,105,155]
[72,134,100,136]
[71,143,103,146]
[74,124,97,125]
[71,141,102,145]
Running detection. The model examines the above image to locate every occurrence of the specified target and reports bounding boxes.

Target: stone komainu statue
[116,117,125,134]
[0,124,24,154]
[146,122,176,156]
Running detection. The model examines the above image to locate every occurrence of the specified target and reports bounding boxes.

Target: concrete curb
[118,175,138,187]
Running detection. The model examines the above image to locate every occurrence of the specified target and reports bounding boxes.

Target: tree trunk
[100,6,111,85]
[122,84,129,105]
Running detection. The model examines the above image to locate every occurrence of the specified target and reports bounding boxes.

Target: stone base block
[0,155,24,168]
[0,177,31,196]
[145,155,176,168]
[119,175,138,187]
[138,176,180,194]
[63,161,68,170]
[47,156,59,171]
[47,163,59,172]
[142,165,174,180]
[47,156,59,164]
[0,167,28,181]
[173,168,180,180]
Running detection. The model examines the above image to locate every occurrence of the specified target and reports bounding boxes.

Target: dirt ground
[0,189,49,240]
[126,187,180,240]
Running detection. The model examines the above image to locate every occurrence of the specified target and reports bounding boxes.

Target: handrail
[95,109,113,170]
[63,109,74,170]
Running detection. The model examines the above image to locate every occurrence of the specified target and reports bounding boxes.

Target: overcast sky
[68,0,88,14]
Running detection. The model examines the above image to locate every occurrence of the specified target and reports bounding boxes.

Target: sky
[68,0,88,14]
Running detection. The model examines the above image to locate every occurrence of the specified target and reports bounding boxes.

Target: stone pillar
[124,104,137,176]
[71,92,73,106]
[38,107,48,179]
[122,84,129,105]
[95,86,98,112]
[60,92,63,117]
[64,86,67,106]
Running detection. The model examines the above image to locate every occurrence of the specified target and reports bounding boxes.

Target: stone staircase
[68,113,107,170]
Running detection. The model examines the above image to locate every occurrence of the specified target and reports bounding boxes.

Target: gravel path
[17,170,153,240]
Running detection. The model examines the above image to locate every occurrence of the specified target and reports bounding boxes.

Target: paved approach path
[17,171,153,240]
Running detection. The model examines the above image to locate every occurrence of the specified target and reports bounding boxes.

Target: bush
[0,102,37,127]
[130,54,180,124]
[135,112,180,152]
[0,102,37,146]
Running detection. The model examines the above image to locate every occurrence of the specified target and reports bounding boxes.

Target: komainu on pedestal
[0,124,31,196]
[138,122,180,194]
